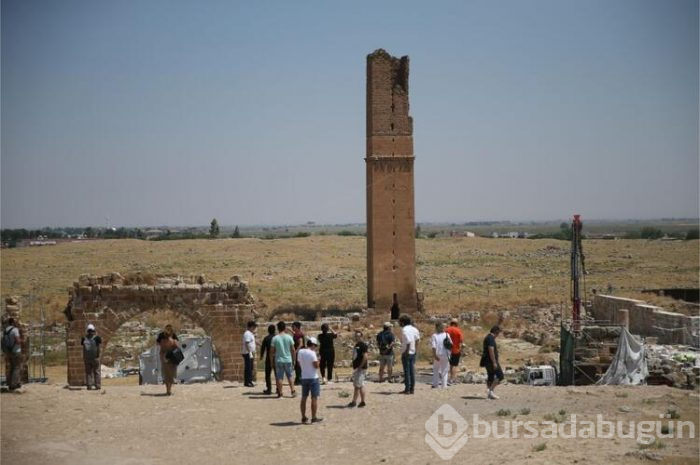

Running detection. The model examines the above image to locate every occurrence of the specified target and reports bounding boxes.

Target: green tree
[685,228,699,240]
[209,218,220,238]
[415,224,422,238]
[231,225,241,238]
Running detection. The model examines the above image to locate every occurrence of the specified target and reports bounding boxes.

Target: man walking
[271,321,296,398]
[348,331,368,408]
[399,314,420,394]
[481,326,504,399]
[445,318,464,384]
[259,324,277,395]
[81,323,102,390]
[2,318,23,392]
[376,322,395,383]
[297,337,323,424]
[241,320,257,387]
[430,322,450,389]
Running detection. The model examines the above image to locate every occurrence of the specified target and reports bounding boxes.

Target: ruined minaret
[365,49,417,316]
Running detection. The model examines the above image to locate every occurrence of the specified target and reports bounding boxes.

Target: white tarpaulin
[139,336,218,385]
[596,328,648,385]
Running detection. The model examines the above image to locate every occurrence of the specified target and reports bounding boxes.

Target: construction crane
[570,214,586,332]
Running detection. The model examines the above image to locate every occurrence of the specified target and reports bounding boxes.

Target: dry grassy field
[1,236,697,323]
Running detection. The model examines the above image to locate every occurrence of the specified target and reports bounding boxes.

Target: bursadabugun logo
[425,405,696,461]
[424,404,469,460]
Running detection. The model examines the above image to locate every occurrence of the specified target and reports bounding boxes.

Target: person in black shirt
[348,331,368,408]
[259,324,277,395]
[481,325,504,400]
[317,323,337,384]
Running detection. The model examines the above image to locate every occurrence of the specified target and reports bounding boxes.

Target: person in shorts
[348,331,368,408]
[376,322,395,383]
[297,337,323,424]
[270,321,296,398]
[445,318,464,384]
[481,325,504,399]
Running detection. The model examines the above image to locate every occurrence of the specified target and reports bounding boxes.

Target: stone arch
[64,273,256,386]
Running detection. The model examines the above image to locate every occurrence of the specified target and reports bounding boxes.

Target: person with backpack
[81,324,102,390]
[376,322,395,383]
[430,322,451,389]
[157,325,180,396]
[2,318,23,391]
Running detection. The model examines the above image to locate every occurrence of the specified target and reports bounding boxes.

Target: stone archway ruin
[64,272,256,386]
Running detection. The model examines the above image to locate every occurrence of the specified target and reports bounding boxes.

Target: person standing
[259,324,277,395]
[291,321,305,386]
[2,318,23,391]
[445,318,464,385]
[481,326,504,400]
[241,320,257,387]
[270,321,296,398]
[81,324,102,390]
[430,322,450,389]
[317,323,337,384]
[297,337,323,424]
[348,331,368,408]
[399,314,420,394]
[376,322,395,383]
[157,325,180,396]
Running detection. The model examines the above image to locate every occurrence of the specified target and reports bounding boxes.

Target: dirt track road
[1,381,698,465]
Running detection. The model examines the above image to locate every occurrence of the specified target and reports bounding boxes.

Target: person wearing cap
[376,322,395,383]
[81,323,102,390]
[445,318,464,385]
[297,337,323,424]
[242,320,258,388]
[3,318,23,391]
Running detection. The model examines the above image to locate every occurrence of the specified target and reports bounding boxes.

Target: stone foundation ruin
[64,272,256,386]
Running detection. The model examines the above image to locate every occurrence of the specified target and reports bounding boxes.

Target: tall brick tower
[366,49,417,315]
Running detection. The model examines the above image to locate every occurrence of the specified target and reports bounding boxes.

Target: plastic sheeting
[139,336,217,385]
[596,328,648,385]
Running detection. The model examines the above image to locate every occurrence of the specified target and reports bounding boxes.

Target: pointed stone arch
[64,273,256,386]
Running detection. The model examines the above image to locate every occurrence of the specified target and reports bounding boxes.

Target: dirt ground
[1,375,698,465]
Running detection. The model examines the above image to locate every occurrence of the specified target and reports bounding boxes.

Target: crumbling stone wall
[592,294,699,346]
[65,273,256,385]
[366,48,418,314]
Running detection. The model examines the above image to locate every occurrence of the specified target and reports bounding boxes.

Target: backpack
[1,327,16,354]
[83,336,99,360]
[443,333,453,351]
[378,331,393,355]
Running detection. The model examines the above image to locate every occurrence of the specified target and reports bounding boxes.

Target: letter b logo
[425,404,469,460]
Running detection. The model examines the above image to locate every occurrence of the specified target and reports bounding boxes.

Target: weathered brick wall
[592,294,699,346]
[366,49,418,314]
[65,274,255,385]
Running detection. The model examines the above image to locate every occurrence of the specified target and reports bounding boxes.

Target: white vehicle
[524,365,556,386]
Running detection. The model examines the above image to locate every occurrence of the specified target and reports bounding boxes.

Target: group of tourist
[6,312,503,418]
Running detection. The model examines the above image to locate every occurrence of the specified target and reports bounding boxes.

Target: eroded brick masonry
[366,49,418,314]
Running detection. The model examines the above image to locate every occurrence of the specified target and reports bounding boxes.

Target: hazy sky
[2,0,698,229]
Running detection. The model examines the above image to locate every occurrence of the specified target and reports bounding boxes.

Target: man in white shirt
[430,322,451,389]
[297,337,322,424]
[241,321,257,387]
[399,314,420,394]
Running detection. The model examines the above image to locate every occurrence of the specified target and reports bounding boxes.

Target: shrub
[533,443,547,452]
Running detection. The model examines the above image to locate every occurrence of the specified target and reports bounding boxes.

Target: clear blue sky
[2,0,698,228]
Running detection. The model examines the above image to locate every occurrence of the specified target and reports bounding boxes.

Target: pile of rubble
[646,344,699,389]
